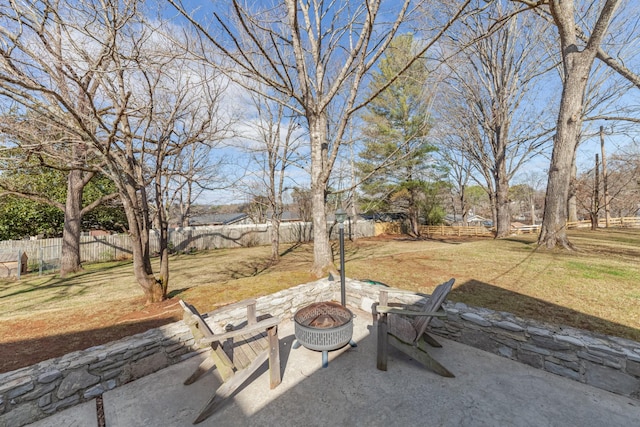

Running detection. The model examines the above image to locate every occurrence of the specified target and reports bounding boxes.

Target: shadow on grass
[167,287,191,298]
[0,317,181,374]
[451,279,640,343]
[0,261,133,301]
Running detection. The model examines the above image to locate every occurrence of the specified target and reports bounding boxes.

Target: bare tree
[439,143,474,225]
[607,144,640,217]
[168,142,229,228]
[574,144,640,223]
[134,41,234,295]
[170,0,472,276]
[291,187,313,224]
[0,1,230,302]
[568,60,638,222]
[438,0,555,237]
[514,0,640,248]
[239,90,304,261]
[157,56,236,229]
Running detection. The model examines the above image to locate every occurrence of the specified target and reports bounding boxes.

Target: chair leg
[184,356,217,385]
[416,337,454,378]
[377,313,389,371]
[193,351,270,424]
[422,332,442,348]
[267,326,281,389]
[388,334,455,378]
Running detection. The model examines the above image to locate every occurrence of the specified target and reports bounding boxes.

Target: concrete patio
[27,308,640,427]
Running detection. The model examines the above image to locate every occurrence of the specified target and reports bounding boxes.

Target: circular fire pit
[293,302,354,366]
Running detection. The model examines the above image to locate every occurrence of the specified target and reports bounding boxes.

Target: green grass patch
[564,260,637,280]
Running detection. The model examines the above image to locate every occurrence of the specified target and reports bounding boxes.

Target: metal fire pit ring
[293,301,356,367]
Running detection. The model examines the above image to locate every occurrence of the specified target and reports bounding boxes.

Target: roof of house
[266,211,303,222]
[188,213,249,226]
[359,212,406,222]
[443,214,490,225]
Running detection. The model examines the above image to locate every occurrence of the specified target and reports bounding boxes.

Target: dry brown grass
[1,229,639,373]
[346,231,640,342]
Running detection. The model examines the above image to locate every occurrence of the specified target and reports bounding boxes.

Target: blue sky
[162,0,640,205]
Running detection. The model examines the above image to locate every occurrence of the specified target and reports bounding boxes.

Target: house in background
[188,213,253,227]
[359,212,406,223]
[265,211,304,224]
[443,214,491,227]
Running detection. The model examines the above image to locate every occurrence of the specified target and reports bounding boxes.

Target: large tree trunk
[121,184,164,304]
[271,216,281,262]
[488,191,497,229]
[310,183,332,276]
[494,142,511,238]
[60,168,84,276]
[539,0,620,249]
[539,59,592,249]
[309,114,334,277]
[495,175,511,238]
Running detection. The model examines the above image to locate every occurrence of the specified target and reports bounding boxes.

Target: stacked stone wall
[346,280,640,399]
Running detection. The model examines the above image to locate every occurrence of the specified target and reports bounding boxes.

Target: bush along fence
[1,278,639,426]
[0,220,375,277]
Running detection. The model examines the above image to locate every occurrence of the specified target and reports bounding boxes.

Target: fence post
[39,247,43,276]
[17,250,22,280]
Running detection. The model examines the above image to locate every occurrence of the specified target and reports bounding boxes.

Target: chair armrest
[202,298,258,318]
[198,316,281,344]
[379,288,425,296]
[377,306,447,317]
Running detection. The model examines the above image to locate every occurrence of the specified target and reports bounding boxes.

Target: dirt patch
[0,298,183,373]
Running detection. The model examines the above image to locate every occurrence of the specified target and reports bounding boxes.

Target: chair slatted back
[411,278,455,341]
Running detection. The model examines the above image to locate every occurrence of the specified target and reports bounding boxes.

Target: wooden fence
[419,225,494,237]
[0,220,376,274]
[566,217,640,229]
[418,216,640,237]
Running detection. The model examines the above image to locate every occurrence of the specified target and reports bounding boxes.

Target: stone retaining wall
[2,278,639,426]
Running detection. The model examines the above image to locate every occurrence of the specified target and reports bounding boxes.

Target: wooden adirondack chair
[179,299,281,424]
[376,278,455,377]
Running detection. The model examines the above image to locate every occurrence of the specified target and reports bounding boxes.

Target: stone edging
[1,278,639,426]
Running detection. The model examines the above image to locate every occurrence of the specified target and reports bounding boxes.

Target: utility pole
[592,153,600,230]
[600,126,610,227]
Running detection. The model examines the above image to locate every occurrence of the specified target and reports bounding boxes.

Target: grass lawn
[1,229,639,373]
